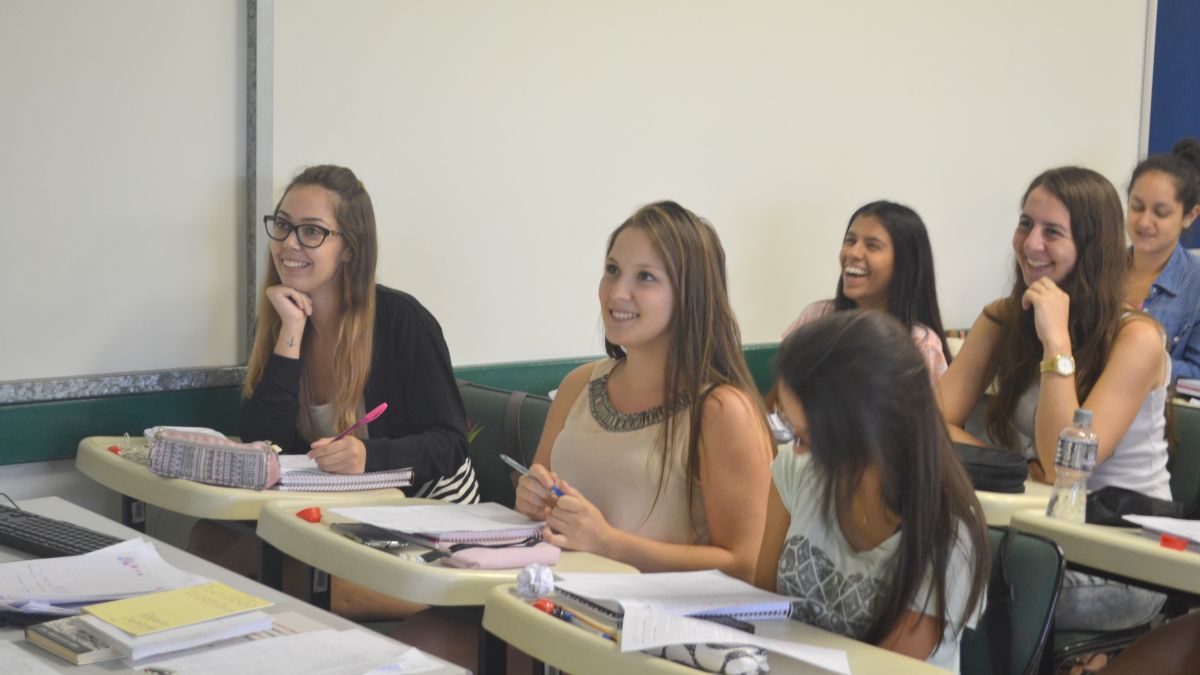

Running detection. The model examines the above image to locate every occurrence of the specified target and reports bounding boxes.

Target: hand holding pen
[507,454,566,521]
[308,402,388,474]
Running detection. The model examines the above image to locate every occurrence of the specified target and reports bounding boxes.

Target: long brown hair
[986,167,1127,448]
[778,310,989,643]
[243,165,379,439]
[604,201,767,519]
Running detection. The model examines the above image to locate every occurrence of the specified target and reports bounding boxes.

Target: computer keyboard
[0,504,125,558]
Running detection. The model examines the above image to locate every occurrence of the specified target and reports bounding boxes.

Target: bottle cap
[1072,409,1093,427]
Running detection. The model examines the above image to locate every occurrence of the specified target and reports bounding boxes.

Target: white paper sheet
[0,641,61,675]
[0,539,206,611]
[278,455,321,472]
[620,605,850,674]
[1124,515,1200,544]
[331,503,542,535]
[132,628,426,675]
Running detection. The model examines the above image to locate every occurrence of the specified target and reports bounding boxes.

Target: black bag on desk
[1086,486,1184,526]
[953,442,1028,494]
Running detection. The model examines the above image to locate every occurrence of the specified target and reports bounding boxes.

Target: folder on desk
[331,502,543,543]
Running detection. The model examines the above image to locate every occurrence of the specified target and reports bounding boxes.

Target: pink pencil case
[438,542,561,569]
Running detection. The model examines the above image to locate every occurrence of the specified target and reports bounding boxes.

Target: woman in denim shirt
[1125,138,1200,382]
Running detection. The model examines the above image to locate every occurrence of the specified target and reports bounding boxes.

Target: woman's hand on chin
[1022,278,1071,353]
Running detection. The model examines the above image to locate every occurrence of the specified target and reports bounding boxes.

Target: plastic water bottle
[1045,409,1099,523]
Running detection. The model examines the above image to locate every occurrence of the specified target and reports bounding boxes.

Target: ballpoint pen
[499,454,565,497]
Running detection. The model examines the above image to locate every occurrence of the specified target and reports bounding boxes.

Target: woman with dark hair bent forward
[757,310,988,673]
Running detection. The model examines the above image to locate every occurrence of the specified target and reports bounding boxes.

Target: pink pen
[330,402,388,442]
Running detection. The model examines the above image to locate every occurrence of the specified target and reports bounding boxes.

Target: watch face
[1055,355,1074,375]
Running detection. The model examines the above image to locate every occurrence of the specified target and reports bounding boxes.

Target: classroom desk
[481,585,947,675]
[255,499,637,606]
[76,436,410,523]
[976,481,1052,526]
[0,496,465,674]
[257,498,638,675]
[1010,509,1200,595]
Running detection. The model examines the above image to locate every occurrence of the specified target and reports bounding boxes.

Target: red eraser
[296,507,322,523]
[531,598,555,614]
[1160,533,1188,551]
[107,445,122,455]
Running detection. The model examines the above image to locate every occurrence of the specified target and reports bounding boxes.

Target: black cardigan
[239,285,470,493]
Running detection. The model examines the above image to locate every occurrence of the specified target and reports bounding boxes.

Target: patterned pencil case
[148,429,282,490]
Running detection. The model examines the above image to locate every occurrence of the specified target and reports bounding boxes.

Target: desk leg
[257,539,284,590]
[478,618,507,675]
[121,496,146,532]
[306,566,331,611]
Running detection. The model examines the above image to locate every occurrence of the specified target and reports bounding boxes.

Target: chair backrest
[960,527,1065,675]
[456,380,552,507]
[1168,401,1200,515]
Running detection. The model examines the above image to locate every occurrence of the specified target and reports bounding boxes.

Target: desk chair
[1168,400,1200,516]
[960,527,1064,675]
[456,381,552,507]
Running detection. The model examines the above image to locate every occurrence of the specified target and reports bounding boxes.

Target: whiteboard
[0,0,245,383]
[274,0,1149,367]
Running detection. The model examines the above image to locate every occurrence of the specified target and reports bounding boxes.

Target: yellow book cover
[82,582,273,637]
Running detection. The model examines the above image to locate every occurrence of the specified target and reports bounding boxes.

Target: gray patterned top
[588,373,691,433]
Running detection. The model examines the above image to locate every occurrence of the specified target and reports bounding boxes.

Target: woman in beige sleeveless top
[515,201,774,581]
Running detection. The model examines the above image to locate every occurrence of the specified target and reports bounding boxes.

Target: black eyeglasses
[263,215,342,249]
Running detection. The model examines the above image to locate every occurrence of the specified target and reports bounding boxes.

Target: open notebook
[329,502,543,544]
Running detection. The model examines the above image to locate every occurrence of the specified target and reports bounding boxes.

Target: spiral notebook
[553,569,796,621]
[275,456,412,492]
[329,502,543,543]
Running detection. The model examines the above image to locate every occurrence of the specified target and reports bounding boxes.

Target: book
[275,455,413,492]
[1177,378,1200,399]
[330,502,543,543]
[25,616,120,665]
[554,569,796,621]
[79,610,274,661]
[82,581,272,637]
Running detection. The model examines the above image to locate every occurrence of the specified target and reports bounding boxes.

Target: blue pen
[499,454,565,497]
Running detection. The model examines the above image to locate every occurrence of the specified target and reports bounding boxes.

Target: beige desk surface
[1010,509,1200,595]
[976,481,1052,526]
[482,585,946,675]
[76,436,410,521]
[255,499,638,606]
[0,497,465,674]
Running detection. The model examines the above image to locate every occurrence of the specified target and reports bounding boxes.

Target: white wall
[273,0,1148,367]
[0,0,246,382]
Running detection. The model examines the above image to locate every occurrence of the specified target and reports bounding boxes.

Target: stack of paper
[276,455,413,492]
[1123,514,1200,552]
[331,502,543,543]
[77,581,274,661]
[552,570,850,674]
[0,539,206,615]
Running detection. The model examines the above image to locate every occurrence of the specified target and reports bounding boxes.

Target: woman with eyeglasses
[240,165,476,501]
[190,166,477,618]
[757,310,988,672]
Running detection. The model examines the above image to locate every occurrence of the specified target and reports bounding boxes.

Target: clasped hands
[515,464,613,554]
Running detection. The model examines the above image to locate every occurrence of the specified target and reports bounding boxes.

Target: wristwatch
[1040,354,1075,377]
